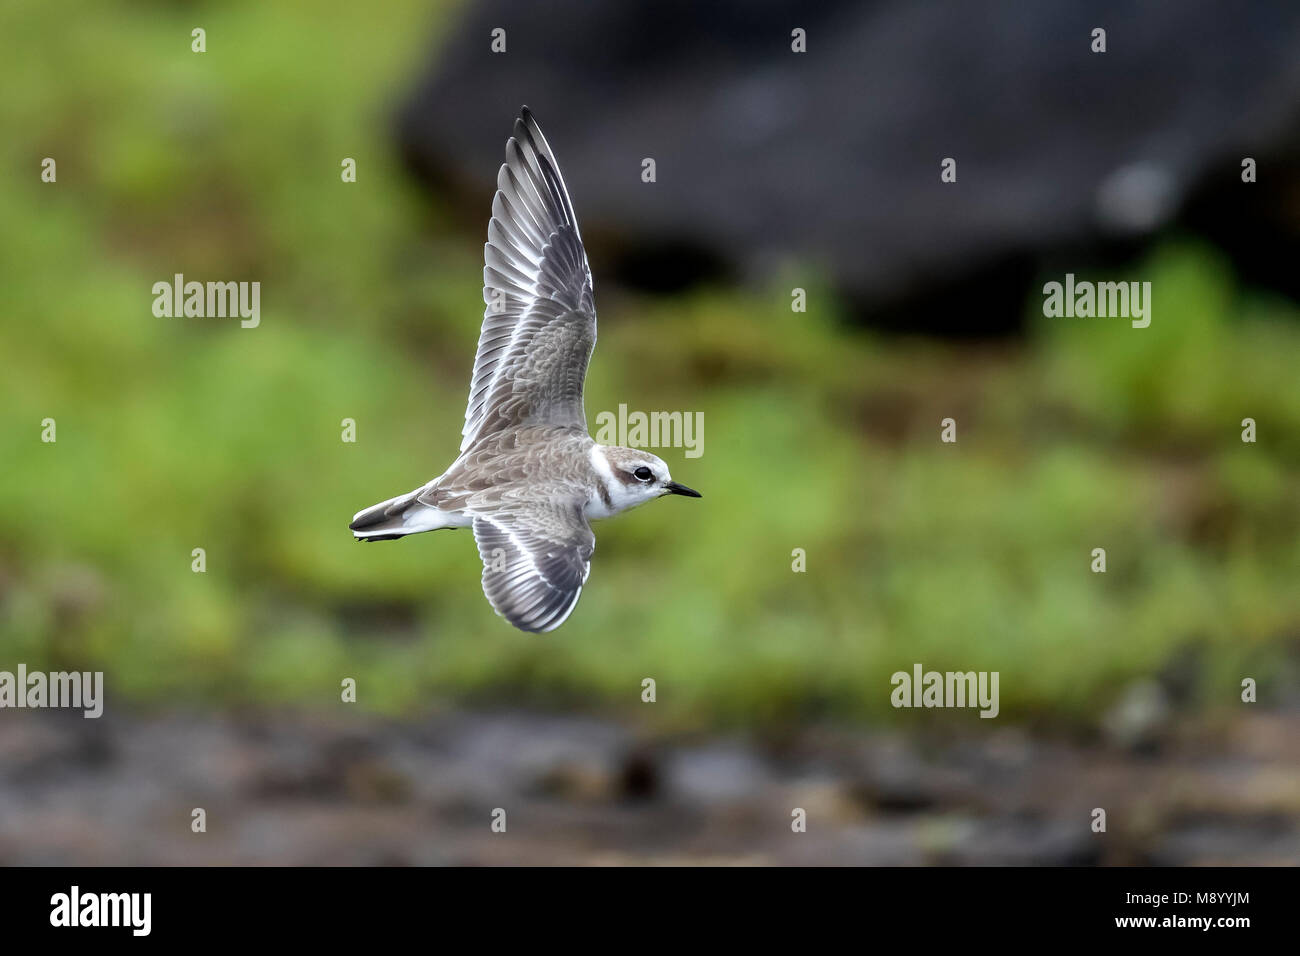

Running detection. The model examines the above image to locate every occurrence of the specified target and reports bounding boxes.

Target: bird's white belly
[405,504,473,532]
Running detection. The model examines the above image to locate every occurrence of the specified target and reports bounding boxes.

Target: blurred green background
[2,0,1298,732]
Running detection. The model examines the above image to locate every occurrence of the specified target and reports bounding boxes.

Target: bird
[349,107,702,633]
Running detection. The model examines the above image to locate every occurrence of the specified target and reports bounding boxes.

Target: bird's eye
[633,466,654,481]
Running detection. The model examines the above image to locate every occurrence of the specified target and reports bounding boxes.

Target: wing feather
[461,109,596,454]
[472,503,595,633]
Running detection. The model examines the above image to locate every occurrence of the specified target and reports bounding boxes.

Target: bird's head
[592,445,702,515]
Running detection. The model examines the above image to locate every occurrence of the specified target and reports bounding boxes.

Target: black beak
[666,481,702,498]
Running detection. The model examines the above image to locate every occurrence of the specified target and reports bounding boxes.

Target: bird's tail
[349,487,451,541]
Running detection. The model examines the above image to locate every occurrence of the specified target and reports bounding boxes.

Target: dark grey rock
[397,0,1300,334]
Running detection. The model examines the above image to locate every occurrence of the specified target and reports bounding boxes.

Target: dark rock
[397,0,1300,335]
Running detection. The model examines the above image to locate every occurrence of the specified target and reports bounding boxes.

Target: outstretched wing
[461,108,596,454]
[472,502,595,633]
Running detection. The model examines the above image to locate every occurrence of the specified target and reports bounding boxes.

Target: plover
[350,108,701,633]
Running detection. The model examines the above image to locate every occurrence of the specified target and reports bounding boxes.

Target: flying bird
[350,108,701,632]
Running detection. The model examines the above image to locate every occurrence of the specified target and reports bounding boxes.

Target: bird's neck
[585,444,639,519]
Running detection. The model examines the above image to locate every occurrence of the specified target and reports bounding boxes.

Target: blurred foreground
[3,706,1298,865]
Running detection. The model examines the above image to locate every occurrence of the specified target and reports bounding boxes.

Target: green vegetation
[2,1,1297,726]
